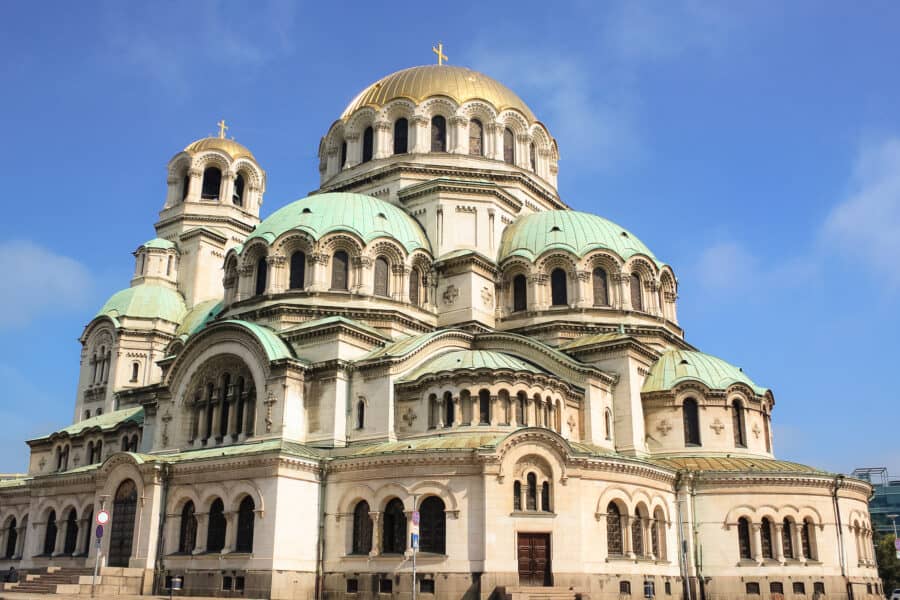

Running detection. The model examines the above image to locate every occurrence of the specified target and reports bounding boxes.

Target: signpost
[92,510,110,598]
[411,509,420,600]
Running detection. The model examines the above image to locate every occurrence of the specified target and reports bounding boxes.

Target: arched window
[393,119,408,154]
[356,400,365,430]
[653,508,666,560]
[469,119,484,156]
[737,517,751,559]
[122,435,130,451]
[63,508,78,554]
[444,392,454,427]
[255,257,267,296]
[340,141,348,168]
[801,519,814,560]
[732,399,746,448]
[181,172,190,201]
[130,361,139,382]
[760,517,773,559]
[382,498,406,554]
[178,501,197,554]
[331,250,349,291]
[593,267,609,306]
[86,441,94,464]
[529,142,536,171]
[362,126,374,163]
[201,167,222,200]
[290,251,306,290]
[503,128,515,164]
[479,389,490,424]
[232,173,245,207]
[409,267,421,306]
[428,394,438,429]
[207,499,226,553]
[43,511,57,555]
[541,482,551,512]
[513,274,527,312]
[605,409,613,441]
[782,518,794,559]
[513,481,522,511]
[350,500,373,556]
[431,116,446,152]
[235,496,255,553]
[419,496,446,554]
[374,257,390,297]
[551,268,568,306]
[683,398,701,446]
[526,473,537,511]
[4,518,17,558]
[631,510,644,557]
[607,503,623,555]
[630,273,643,311]
[130,434,139,452]
[620,582,631,595]
[94,440,102,462]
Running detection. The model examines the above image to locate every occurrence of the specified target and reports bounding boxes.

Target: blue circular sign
[96,524,104,538]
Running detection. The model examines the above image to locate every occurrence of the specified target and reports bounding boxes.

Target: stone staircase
[4,567,94,594]
[505,586,585,600]
[3,566,144,595]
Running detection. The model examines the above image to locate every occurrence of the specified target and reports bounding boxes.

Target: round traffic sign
[97,510,110,525]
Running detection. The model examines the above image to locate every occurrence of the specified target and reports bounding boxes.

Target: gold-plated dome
[184,137,255,161]
[341,65,536,121]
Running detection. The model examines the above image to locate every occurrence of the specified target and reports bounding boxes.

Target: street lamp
[888,514,899,538]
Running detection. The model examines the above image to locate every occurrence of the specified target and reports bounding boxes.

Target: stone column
[575,270,590,308]
[510,397,518,427]
[373,121,392,159]
[647,519,657,560]
[186,168,203,203]
[78,518,91,555]
[516,134,532,169]
[227,387,239,439]
[489,123,505,161]
[53,520,66,556]
[221,170,236,205]
[266,256,286,294]
[792,524,805,561]
[436,398,445,429]
[453,396,462,426]
[411,116,429,153]
[449,116,468,154]
[236,264,254,302]
[194,513,209,554]
[224,511,238,553]
[774,523,785,563]
[14,524,26,558]
[369,512,382,557]
[490,395,500,426]
[623,515,635,558]
[344,133,361,169]
[751,523,763,563]
[210,400,221,441]
[325,147,339,178]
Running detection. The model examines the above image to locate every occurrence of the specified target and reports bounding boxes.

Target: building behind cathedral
[0,63,883,600]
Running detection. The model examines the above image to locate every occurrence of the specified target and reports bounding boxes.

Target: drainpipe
[832,475,848,596]
[153,462,171,595]
[674,471,693,600]
[315,462,328,600]
[688,473,704,600]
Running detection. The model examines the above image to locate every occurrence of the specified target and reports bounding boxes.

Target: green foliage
[875,532,900,595]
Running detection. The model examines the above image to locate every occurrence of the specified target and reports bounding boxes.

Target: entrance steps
[3,566,143,595]
[506,586,584,600]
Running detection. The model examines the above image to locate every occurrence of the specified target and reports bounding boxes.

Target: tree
[875,532,900,594]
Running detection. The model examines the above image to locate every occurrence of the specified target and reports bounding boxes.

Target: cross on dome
[432,42,448,65]
[217,119,228,139]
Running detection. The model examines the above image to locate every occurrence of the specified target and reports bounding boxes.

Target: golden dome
[341,65,536,121]
[184,137,256,161]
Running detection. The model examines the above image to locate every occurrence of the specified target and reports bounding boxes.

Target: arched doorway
[108,479,138,567]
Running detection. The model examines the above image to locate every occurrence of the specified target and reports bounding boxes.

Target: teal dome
[140,237,177,250]
[400,349,543,382]
[246,192,431,254]
[97,283,187,324]
[499,210,661,265]
[642,350,768,395]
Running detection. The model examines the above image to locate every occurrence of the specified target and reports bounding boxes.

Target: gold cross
[217,119,228,139]
[432,42,448,65]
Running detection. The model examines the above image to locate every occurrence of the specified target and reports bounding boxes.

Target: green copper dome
[97,283,187,324]
[140,237,177,250]
[642,350,768,395]
[499,210,661,265]
[401,349,543,382]
[246,192,431,254]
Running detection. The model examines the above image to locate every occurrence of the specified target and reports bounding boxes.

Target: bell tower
[156,123,266,307]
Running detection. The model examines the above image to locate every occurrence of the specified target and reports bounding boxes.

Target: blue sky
[1,1,898,475]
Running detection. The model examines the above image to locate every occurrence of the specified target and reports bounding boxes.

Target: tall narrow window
[235,496,255,553]
[513,274,527,312]
[801,519,813,559]
[529,142,536,171]
[340,141,347,167]
[409,267,421,306]
[290,251,306,290]
[351,501,372,555]
[201,167,222,200]
[63,509,78,554]
[178,501,197,554]
[607,503,623,555]
[593,267,609,306]
[738,517,751,559]
[517,392,526,425]
[503,128,515,164]
[761,517,773,559]
[652,508,665,559]
[479,389,490,424]
[782,519,794,559]
[469,119,484,156]
[233,173,245,206]
[255,257,267,296]
[513,481,522,511]
[551,268,568,306]
[393,119,408,154]
[5,518,17,559]
[732,399,746,447]
[362,126,374,163]
[541,482,551,512]
[181,172,190,201]
[130,362,139,382]
[605,409,613,441]
[207,499,226,553]
[331,250,349,290]
[683,398,701,446]
[444,392,454,427]
[94,440,102,462]
[356,400,365,430]
[431,116,446,152]
[526,473,537,511]
[374,257,390,297]
[632,511,644,557]
[630,273,643,311]
[419,496,446,554]
[382,499,406,554]
[43,511,57,555]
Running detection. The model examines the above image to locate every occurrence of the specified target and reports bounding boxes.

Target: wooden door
[108,480,137,567]
[517,533,551,586]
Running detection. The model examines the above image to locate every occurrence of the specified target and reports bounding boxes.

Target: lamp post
[888,514,899,538]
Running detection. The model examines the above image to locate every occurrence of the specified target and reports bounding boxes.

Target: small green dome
[140,237,177,250]
[401,349,543,382]
[499,210,661,265]
[246,192,431,254]
[97,283,187,324]
[642,350,768,395]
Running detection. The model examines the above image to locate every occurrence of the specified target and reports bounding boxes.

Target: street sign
[96,510,110,525]
[95,525,103,539]
[411,532,419,550]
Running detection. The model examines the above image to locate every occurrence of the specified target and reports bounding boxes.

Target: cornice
[398,178,523,213]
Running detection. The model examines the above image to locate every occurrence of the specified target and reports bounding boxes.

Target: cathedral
[0,60,883,600]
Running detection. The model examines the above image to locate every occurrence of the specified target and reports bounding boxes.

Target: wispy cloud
[0,240,94,329]
[822,137,900,287]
